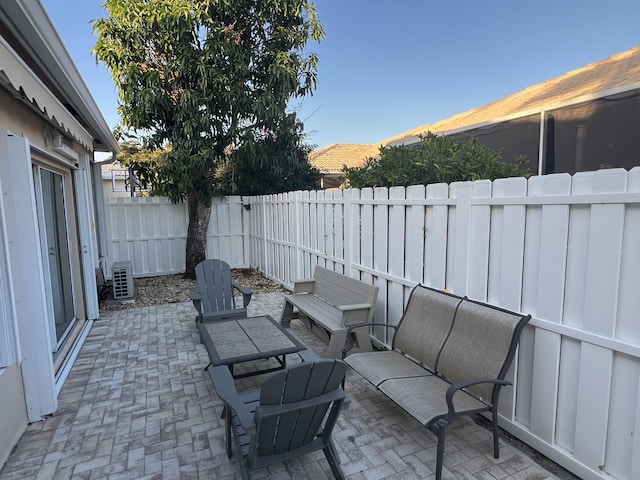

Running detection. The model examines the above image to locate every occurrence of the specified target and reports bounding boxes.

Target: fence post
[293,191,302,281]
[452,181,473,296]
[343,188,353,276]
[262,195,273,277]
[467,180,492,301]
[240,196,250,268]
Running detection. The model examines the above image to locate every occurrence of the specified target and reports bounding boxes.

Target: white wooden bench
[280,266,379,358]
[342,284,530,480]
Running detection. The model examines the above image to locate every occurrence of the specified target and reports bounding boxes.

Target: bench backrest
[393,285,462,371]
[312,266,379,322]
[436,299,529,402]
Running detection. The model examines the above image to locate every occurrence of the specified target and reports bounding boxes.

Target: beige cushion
[437,300,523,401]
[344,350,433,387]
[393,286,462,370]
[378,375,489,426]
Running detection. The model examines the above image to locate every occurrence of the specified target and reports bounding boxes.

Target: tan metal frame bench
[342,284,530,480]
[280,266,379,358]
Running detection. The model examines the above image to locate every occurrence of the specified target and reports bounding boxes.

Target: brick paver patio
[0,293,575,479]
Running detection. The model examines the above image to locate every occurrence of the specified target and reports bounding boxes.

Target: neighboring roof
[0,0,119,154]
[384,46,640,147]
[309,143,379,174]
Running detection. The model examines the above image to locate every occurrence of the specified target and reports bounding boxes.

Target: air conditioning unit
[111,261,135,300]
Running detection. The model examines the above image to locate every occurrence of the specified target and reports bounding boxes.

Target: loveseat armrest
[444,378,511,417]
[342,322,399,357]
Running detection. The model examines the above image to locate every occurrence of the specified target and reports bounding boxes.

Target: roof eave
[0,0,119,154]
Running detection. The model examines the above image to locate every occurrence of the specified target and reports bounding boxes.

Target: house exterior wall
[103,177,132,198]
[0,71,99,467]
[0,365,27,467]
[0,88,57,150]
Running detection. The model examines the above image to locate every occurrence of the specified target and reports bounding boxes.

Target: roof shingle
[309,143,379,173]
[383,46,640,146]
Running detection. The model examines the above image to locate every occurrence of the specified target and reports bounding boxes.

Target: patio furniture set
[191,259,530,480]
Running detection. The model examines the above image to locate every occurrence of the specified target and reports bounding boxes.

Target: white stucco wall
[0,366,28,467]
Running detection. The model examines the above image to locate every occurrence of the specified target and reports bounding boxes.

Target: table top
[198,315,306,367]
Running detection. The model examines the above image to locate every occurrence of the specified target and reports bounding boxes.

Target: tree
[343,132,530,189]
[94,0,324,278]
[119,116,321,196]
[215,113,320,195]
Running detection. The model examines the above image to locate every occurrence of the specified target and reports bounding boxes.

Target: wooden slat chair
[190,259,252,322]
[210,358,349,480]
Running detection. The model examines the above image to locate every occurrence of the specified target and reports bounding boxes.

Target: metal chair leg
[435,425,446,480]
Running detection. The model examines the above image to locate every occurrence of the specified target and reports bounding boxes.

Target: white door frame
[75,152,99,319]
[0,131,56,420]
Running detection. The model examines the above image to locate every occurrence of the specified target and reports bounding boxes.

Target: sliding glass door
[36,168,75,349]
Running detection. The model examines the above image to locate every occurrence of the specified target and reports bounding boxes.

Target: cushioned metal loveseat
[342,285,530,480]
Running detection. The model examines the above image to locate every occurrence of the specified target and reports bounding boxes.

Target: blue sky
[42,0,640,150]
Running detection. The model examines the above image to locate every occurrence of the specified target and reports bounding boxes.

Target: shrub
[343,132,529,189]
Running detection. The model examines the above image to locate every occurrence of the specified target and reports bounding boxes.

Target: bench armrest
[232,282,253,308]
[209,366,255,431]
[342,322,399,357]
[336,303,372,312]
[340,308,372,329]
[293,278,315,293]
[445,378,511,415]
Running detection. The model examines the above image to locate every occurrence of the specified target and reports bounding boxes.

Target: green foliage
[93,0,324,203]
[94,0,324,276]
[215,114,320,195]
[343,132,530,189]
[114,140,168,196]
[215,147,320,196]
[119,116,320,196]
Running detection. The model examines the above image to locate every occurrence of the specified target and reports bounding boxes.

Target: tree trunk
[184,190,212,279]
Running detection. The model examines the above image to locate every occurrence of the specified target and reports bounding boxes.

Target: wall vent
[111,261,135,300]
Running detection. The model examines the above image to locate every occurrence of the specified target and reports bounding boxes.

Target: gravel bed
[100,268,287,312]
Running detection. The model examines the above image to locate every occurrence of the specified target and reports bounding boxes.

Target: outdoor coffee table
[198,315,307,378]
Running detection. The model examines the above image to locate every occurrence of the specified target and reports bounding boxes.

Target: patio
[0,293,575,480]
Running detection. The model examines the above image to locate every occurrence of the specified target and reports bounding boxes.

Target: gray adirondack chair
[210,358,349,480]
[190,259,252,322]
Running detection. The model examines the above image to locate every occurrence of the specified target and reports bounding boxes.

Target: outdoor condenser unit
[111,261,135,300]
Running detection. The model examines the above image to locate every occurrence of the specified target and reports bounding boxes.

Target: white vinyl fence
[105,195,247,277]
[105,168,640,480]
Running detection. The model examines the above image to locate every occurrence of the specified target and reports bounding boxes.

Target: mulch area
[100,268,286,312]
